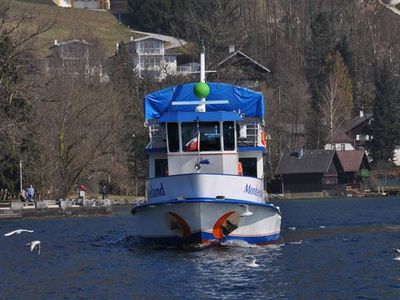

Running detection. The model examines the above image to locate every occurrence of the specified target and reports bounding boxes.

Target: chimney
[229,45,235,54]
[359,106,364,118]
[130,36,134,42]
[54,39,58,46]
[116,42,119,51]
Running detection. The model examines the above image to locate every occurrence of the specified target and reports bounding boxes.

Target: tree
[304,12,335,148]
[126,0,187,34]
[174,0,245,66]
[369,59,400,164]
[0,0,53,195]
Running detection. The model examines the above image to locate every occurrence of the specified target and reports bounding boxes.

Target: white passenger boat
[131,52,281,246]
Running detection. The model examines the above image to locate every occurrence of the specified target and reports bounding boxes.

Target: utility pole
[19,160,23,193]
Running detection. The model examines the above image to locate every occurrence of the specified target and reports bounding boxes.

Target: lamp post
[19,160,23,194]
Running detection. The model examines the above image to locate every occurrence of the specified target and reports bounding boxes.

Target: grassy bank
[11,0,139,57]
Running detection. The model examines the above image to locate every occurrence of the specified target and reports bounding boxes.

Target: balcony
[137,48,164,55]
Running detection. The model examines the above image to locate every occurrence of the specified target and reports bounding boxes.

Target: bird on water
[246,256,259,268]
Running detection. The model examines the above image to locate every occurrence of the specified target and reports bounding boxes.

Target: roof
[327,113,373,144]
[144,82,265,121]
[50,39,91,49]
[275,150,340,175]
[129,30,187,49]
[336,150,370,172]
[341,113,373,134]
[158,111,242,123]
[217,51,271,73]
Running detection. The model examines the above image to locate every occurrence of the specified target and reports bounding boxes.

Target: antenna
[196,45,206,112]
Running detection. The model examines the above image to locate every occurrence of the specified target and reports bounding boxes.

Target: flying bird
[26,240,41,255]
[4,229,34,237]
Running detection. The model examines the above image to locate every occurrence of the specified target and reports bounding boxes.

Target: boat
[131,51,281,246]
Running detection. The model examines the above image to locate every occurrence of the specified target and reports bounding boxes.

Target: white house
[120,33,187,81]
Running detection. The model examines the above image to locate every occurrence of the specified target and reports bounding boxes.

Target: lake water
[1,197,400,299]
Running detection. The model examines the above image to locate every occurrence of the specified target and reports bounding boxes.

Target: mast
[195,47,206,112]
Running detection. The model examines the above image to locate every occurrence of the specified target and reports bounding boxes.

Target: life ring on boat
[165,212,191,239]
[237,162,243,176]
[212,211,240,239]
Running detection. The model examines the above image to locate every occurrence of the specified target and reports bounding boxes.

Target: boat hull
[131,199,281,246]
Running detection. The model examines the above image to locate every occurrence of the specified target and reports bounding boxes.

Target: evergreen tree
[369,59,400,164]
[304,12,335,148]
[126,0,187,34]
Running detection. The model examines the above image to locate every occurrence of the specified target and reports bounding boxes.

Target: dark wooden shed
[275,150,344,197]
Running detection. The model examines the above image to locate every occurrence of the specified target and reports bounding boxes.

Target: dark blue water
[1,197,400,299]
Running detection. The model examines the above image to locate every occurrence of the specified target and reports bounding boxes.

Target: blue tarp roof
[158,111,242,123]
[144,82,264,121]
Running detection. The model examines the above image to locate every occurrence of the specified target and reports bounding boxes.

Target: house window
[323,175,337,185]
[239,158,257,178]
[143,57,161,68]
[167,123,179,152]
[223,121,235,151]
[155,159,168,177]
[138,40,162,54]
[165,56,175,64]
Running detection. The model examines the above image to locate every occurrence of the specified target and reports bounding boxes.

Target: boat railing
[238,122,262,147]
[147,123,166,149]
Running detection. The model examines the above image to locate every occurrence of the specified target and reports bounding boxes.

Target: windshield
[181,122,221,152]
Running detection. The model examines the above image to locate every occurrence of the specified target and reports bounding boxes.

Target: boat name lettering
[244,184,263,198]
[149,183,165,198]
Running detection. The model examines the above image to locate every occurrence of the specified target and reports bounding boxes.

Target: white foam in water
[221,240,259,248]
[393,257,400,261]
[290,240,303,245]
[288,227,296,231]
[319,226,326,229]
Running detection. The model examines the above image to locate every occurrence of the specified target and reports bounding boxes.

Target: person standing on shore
[27,185,35,202]
[20,189,26,202]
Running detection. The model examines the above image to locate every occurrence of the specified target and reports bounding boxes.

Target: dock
[0,199,115,219]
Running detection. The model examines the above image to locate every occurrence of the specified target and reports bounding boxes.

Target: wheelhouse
[146,111,267,179]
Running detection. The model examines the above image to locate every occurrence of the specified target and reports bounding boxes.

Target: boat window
[200,122,221,151]
[239,158,257,177]
[155,159,168,177]
[223,122,235,151]
[181,122,221,152]
[167,123,179,152]
[181,123,199,152]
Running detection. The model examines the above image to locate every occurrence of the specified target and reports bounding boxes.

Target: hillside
[10,0,139,57]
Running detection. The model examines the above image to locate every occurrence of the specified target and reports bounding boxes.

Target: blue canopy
[158,111,242,123]
[144,82,265,121]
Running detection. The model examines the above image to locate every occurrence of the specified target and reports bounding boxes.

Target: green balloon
[193,82,210,98]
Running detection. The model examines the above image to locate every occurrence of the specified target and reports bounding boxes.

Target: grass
[396,3,400,10]
[10,0,141,57]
